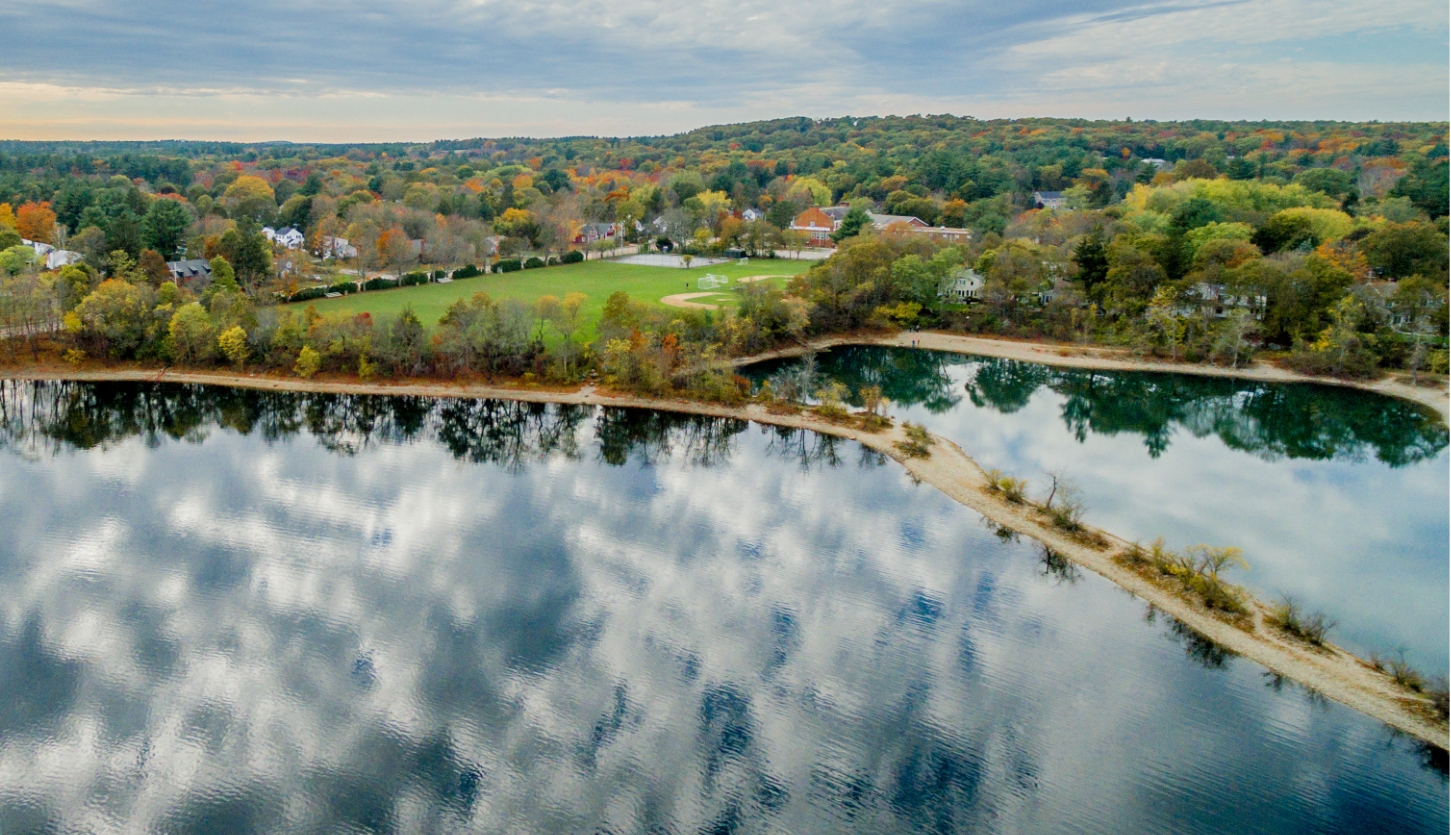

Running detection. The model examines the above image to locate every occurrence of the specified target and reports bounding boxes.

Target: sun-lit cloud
[0,0,1444,142]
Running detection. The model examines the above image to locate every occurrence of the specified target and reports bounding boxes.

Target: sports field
[288,258,807,339]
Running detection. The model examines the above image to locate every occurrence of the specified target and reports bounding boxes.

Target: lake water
[745,346,1451,673]
[0,381,1445,834]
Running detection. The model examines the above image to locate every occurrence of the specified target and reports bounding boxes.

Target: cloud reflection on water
[0,382,1444,833]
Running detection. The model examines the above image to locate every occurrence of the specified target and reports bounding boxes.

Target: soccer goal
[697,273,729,290]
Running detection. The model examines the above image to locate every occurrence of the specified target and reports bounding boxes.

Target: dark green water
[745,347,1450,672]
[0,381,1445,834]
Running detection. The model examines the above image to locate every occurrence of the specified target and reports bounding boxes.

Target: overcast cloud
[0,0,1444,140]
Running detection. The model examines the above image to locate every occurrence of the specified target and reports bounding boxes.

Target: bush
[432,269,446,280]
[453,264,482,279]
[288,287,328,303]
[985,471,1027,503]
[400,271,429,287]
[894,421,935,458]
[327,281,357,294]
[1431,679,1450,722]
[1043,473,1086,531]
[1115,539,1248,616]
[495,259,522,273]
[362,277,398,291]
[563,250,584,264]
[523,256,546,269]
[813,381,850,421]
[1388,655,1427,691]
[1267,596,1336,646]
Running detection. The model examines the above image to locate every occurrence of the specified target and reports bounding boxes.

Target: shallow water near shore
[0,381,1445,834]
[744,346,1451,673]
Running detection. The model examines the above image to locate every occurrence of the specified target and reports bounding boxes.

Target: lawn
[287,258,807,340]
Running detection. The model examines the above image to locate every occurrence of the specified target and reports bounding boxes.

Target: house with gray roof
[167,259,213,284]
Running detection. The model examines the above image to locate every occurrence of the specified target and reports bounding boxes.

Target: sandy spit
[2,363,1446,749]
[733,331,1450,421]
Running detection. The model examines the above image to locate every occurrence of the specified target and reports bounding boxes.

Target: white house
[263,227,305,249]
[741,208,765,222]
[46,250,82,269]
[1032,191,1066,210]
[320,236,359,259]
[20,238,53,258]
[946,269,985,302]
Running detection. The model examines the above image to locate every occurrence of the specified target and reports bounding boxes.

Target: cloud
[0,0,1444,138]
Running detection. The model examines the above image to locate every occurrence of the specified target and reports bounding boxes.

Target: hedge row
[283,252,589,302]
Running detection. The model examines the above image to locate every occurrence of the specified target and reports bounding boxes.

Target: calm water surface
[0,381,1444,834]
[746,347,1450,671]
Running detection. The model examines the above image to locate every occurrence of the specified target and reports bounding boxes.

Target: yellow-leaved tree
[218,325,249,368]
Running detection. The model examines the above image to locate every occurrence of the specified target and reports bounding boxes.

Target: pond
[0,381,1444,834]
[744,346,1450,673]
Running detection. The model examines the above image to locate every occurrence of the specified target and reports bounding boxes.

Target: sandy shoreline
[732,331,1451,421]
[1,360,1446,748]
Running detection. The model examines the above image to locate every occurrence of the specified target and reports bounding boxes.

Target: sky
[0,0,1446,141]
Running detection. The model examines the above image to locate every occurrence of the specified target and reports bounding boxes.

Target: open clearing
[289,258,802,340]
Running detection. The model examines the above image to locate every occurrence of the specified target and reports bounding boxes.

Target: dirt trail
[661,292,724,310]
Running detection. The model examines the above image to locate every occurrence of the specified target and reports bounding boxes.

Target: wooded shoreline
[733,330,1451,421]
[1,343,1447,750]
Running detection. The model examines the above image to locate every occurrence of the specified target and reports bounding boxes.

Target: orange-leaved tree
[17,202,57,244]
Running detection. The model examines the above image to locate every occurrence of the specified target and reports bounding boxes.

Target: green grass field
[288,258,806,340]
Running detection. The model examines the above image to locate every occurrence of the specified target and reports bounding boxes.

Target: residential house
[46,250,82,269]
[1185,283,1267,320]
[1032,191,1066,210]
[166,259,213,284]
[1365,280,1441,332]
[573,222,619,245]
[946,269,985,302]
[741,208,765,222]
[789,206,840,245]
[1141,158,1169,171]
[320,236,359,259]
[271,227,305,249]
[20,238,54,260]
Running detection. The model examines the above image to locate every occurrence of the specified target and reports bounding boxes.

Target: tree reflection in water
[744,347,1448,465]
